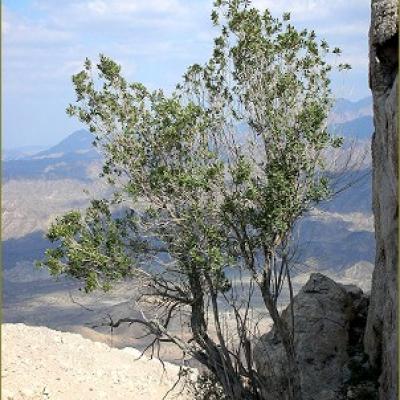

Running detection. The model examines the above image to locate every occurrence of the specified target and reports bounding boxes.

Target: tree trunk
[188,269,254,400]
[261,285,303,400]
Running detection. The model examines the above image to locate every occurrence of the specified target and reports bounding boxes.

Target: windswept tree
[39,1,350,399]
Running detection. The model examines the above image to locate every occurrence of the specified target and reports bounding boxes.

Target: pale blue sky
[3,0,371,149]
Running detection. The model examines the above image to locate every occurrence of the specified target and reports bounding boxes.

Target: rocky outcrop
[364,1,398,399]
[255,273,376,400]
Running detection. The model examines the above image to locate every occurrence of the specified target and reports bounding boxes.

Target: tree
[39,1,349,399]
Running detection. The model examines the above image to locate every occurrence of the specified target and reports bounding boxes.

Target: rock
[254,273,375,400]
[364,1,398,399]
[346,382,378,400]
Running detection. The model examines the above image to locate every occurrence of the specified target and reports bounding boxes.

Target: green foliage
[38,201,133,292]
[41,0,346,331]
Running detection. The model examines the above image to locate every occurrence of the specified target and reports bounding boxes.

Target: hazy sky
[3,0,371,149]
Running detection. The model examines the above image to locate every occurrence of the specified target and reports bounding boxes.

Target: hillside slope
[1,324,193,400]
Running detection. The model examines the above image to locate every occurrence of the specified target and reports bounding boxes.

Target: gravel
[1,323,194,400]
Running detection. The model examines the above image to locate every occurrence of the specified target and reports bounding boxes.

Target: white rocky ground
[1,324,194,400]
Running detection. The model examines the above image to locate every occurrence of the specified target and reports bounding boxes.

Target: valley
[2,97,376,361]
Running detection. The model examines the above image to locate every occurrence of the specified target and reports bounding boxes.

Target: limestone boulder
[255,273,373,400]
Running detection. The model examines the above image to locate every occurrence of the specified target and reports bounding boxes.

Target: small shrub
[191,372,228,400]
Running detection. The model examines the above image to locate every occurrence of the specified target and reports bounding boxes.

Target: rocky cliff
[364,1,398,399]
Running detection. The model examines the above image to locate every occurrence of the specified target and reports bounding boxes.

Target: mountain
[329,96,373,124]
[2,121,374,270]
[31,129,96,157]
[328,115,374,140]
[3,130,100,181]
[225,97,374,143]
[332,97,372,115]
[2,145,47,161]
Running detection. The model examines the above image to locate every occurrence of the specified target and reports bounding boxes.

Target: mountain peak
[333,96,372,113]
[37,130,94,156]
[330,96,373,124]
[3,130,100,181]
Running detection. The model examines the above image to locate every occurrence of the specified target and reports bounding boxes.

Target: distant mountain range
[32,129,96,156]
[329,96,373,139]
[3,97,373,181]
[3,145,47,161]
[328,115,374,140]
[330,96,373,124]
[3,130,100,181]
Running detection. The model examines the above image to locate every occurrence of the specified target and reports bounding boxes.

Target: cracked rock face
[254,273,372,400]
[364,1,398,399]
